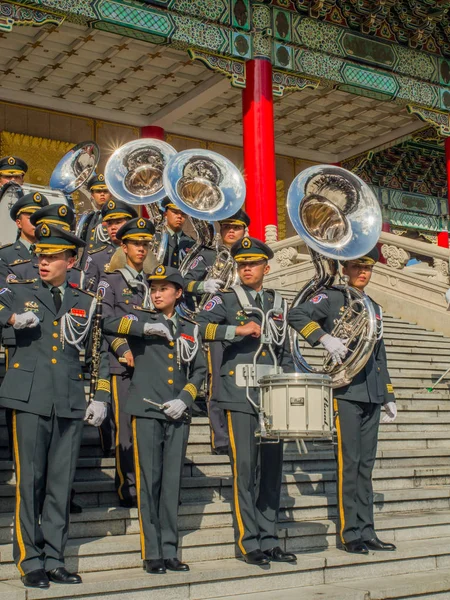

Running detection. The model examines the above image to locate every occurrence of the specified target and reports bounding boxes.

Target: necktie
[168,319,176,337]
[255,292,263,311]
[136,273,143,282]
[51,286,62,312]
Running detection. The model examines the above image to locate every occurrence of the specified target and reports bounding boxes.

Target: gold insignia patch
[58,205,68,217]
[137,218,146,229]
[98,174,104,181]
[33,192,41,203]
[24,301,39,312]
[41,223,50,237]
[241,237,251,249]
[155,264,165,276]
[8,157,15,166]
[107,200,115,210]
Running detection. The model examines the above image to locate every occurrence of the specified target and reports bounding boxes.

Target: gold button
[229,370,234,376]
[168,379,173,384]
[125,300,129,304]
[173,252,177,256]
[13,363,19,368]
[168,366,173,372]
[51,358,57,364]
[168,353,173,359]
[53,321,58,326]
[262,351,266,357]
[240,321,244,325]
[78,374,83,379]
[52,346,58,351]
[169,341,175,347]
[52,333,58,339]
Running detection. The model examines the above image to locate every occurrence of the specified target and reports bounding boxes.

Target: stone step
[1,536,450,599]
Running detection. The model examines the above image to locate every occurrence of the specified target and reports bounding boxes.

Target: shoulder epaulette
[88,245,107,255]
[78,288,96,297]
[179,314,197,324]
[0,243,13,251]
[132,304,156,313]
[9,259,30,266]
[9,278,36,284]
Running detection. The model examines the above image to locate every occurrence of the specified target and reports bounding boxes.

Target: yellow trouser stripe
[5,347,8,371]
[207,348,215,449]
[334,398,345,543]
[113,376,125,500]
[132,417,145,559]
[227,411,246,555]
[12,411,26,575]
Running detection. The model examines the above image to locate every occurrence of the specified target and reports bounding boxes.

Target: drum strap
[230,285,283,311]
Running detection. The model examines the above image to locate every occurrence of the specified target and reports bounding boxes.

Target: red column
[439,137,450,248]
[242,58,277,241]
[141,125,165,141]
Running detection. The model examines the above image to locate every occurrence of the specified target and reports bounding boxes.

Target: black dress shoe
[47,567,82,584]
[243,549,270,565]
[164,558,190,572]
[70,500,83,514]
[364,536,396,551]
[119,497,137,508]
[212,446,229,456]
[21,569,50,588]
[343,540,369,554]
[144,559,166,574]
[263,546,297,563]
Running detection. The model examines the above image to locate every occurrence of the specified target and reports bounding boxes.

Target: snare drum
[259,372,333,439]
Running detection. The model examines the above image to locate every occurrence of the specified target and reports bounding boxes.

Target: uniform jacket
[0,279,110,418]
[99,268,149,374]
[287,287,395,404]
[102,307,206,420]
[196,286,294,414]
[162,231,195,269]
[83,243,117,292]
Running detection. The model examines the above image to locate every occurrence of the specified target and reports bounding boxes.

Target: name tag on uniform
[71,308,86,317]
[181,333,194,342]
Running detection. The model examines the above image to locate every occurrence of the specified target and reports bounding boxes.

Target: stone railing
[266,232,450,336]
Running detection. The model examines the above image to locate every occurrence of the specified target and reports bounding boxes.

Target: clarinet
[88,293,103,404]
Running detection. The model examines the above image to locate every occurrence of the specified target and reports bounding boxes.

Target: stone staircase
[1,315,450,598]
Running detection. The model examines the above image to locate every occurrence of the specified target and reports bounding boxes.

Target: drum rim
[259,372,332,384]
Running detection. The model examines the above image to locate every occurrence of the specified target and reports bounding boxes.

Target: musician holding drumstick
[288,246,397,555]
[196,237,296,566]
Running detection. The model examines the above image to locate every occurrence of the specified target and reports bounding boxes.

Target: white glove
[445,289,450,304]
[143,322,173,341]
[320,333,348,365]
[203,278,223,294]
[382,401,397,423]
[13,312,40,329]
[163,399,187,420]
[84,401,107,427]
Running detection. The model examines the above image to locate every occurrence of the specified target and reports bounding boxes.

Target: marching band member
[83,199,137,291]
[288,247,397,555]
[160,197,195,268]
[196,237,296,566]
[184,208,250,455]
[0,155,27,187]
[98,217,155,507]
[102,265,206,574]
[0,224,110,588]
[78,174,112,251]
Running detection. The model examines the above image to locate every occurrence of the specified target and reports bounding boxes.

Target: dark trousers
[12,410,83,575]
[207,344,228,450]
[132,416,189,560]
[112,370,135,502]
[334,398,381,544]
[227,410,283,555]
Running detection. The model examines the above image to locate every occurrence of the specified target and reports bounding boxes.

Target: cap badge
[58,205,68,217]
[107,200,115,210]
[155,265,166,276]
[41,224,50,237]
[241,237,251,249]
[33,193,42,203]
[98,174,104,182]
[8,157,15,166]
[137,218,146,229]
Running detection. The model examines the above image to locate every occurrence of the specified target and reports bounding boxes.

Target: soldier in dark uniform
[6,203,82,288]
[196,237,296,566]
[77,174,112,256]
[0,155,27,187]
[83,199,137,291]
[0,223,110,589]
[0,192,49,273]
[288,247,397,555]
[102,265,206,574]
[98,217,155,507]
[184,208,250,455]
[160,198,195,268]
